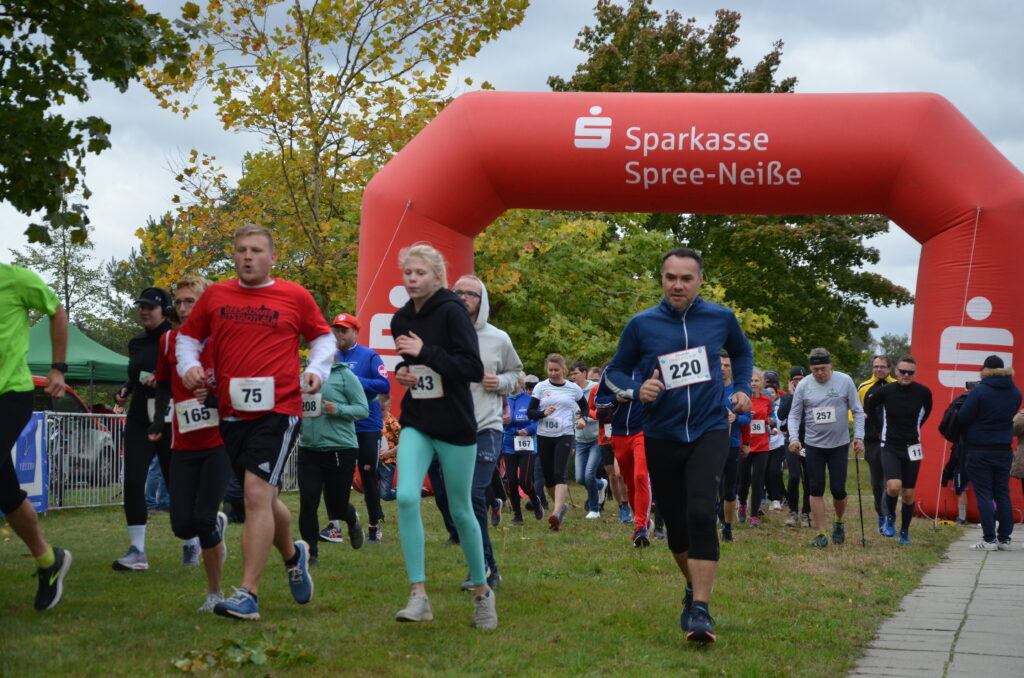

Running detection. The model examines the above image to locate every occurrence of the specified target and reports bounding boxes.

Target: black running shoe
[35,547,72,611]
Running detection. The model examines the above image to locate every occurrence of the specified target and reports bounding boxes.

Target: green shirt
[0,263,59,393]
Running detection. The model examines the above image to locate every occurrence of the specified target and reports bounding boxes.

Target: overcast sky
[4,0,1023,342]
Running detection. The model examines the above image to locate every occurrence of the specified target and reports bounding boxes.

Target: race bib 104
[175,398,219,433]
[658,346,711,390]
[409,365,444,399]
[229,377,275,412]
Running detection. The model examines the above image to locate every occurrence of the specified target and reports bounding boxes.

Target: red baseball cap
[331,313,360,330]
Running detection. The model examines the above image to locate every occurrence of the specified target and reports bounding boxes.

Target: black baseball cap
[136,287,171,308]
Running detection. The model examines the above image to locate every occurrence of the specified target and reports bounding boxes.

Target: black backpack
[937,393,969,443]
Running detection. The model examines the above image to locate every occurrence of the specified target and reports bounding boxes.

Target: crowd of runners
[3,225,1021,645]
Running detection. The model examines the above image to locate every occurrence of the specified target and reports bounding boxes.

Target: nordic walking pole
[854,448,867,547]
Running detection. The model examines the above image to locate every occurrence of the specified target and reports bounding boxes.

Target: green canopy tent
[27,316,129,398]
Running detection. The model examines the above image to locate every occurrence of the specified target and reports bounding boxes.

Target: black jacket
[865,381,933,446]
[123,320,173,424]
[391,288,483,446]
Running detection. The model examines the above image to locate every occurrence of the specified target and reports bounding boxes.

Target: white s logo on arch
[368,285,411,373]
[574,106,612,149]
[937,296,1013,387]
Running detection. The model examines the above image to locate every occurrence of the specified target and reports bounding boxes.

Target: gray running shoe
[473,589,498,629]
[112,545,149,571]
[198,591,224,613]
[348,511,364,550]
[395,593,433,622]
[182,542,200,567]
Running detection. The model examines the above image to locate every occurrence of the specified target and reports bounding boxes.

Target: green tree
[9,224,104,321]
[542,0,912,370]
[0,0,195,244]
[142,0,528,313]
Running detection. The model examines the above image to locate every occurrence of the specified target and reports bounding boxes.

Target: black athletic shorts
[599,443,615,467]
[220,412,300,487]
[881,442,922,489]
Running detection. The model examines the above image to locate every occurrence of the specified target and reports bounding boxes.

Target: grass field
[1,461,962,677]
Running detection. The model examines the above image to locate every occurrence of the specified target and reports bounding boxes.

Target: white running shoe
[396,593,433,622]
[473,589,498,630]
[198,591,224,613]
[597,478,608,506]
[769,500,782,511]
[585,510,601,519]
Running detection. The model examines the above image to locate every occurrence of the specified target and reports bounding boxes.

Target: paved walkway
[851,527,1024,676]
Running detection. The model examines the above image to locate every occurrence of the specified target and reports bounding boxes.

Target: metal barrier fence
[44,412,298,511]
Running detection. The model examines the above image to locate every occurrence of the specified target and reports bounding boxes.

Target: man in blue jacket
[605,248,753,644]
[959,354,1021,551]
[321,313,391,544]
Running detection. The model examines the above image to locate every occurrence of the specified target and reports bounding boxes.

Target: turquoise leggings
[396,427,486,585]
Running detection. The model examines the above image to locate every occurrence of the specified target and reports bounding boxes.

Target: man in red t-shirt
[177,224,334,621]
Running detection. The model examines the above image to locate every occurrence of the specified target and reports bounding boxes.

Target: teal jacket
[299,362,369,451]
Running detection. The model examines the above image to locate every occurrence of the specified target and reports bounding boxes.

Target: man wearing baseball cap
[320,312,391,544]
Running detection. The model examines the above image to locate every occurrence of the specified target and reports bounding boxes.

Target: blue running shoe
[686,604,717,643]
[680,587,693,632]
[832,521,845,545]
[619,502,633,524]
[286,540,314,604]
[877,515,885,534]
[882,515,896,538]
[898,530,911,545]
[215,587,260,621]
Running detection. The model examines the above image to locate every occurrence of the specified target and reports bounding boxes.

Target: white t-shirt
[533,379,585,438]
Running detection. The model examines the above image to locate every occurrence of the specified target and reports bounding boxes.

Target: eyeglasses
[173,298,197,307]
[897,369,916,376]
[453,289,481,299]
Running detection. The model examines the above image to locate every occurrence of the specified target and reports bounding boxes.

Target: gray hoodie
[462,276,523,432]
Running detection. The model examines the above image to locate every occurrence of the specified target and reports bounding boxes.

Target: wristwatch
[51,362,69,373]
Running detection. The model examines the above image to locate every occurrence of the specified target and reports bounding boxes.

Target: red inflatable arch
[357,92,1024,521]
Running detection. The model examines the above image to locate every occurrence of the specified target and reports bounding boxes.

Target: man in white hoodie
[452,275,523,591]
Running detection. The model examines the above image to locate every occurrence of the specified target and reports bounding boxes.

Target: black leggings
[299,447,358,556]
[356,431,382,524]
[786,451,811,514]
[738,452,770,512]
[718,446,740,502]
[123,417,171,526]
[0,391,32,514]
[864,440,886,515]
[169,446,232,549]
[538,435,573,487]
[804,444,849,499]
[645,429,729,561]
[503,453,536,517]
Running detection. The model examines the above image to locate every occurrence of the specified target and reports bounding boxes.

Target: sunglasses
[897,369,916,376]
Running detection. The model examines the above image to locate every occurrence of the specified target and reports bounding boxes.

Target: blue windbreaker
[502,391,538,454]
[605,296,753,443]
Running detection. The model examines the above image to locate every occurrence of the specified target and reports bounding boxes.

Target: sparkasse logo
[574,106,612,148]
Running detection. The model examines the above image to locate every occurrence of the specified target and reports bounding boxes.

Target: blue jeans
[575,438,602,511]
[965,447,1014,543]
[472,429,502,574]
[378,461,396,501]
[145,455,170,511]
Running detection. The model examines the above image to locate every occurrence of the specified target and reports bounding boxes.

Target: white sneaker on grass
[585,511,601,519]
[198,592,224,613]
[395,593,433,622]
[473,589,498,629]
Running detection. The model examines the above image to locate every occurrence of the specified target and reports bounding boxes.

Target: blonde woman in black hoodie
[389,244,496,629]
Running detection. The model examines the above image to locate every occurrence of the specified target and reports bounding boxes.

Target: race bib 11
[908,443,923,461]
